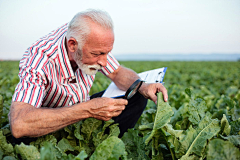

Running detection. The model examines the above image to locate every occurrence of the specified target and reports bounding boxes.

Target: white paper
[102,67,167,98]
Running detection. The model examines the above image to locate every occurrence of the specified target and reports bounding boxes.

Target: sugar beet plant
[0,61,240,159]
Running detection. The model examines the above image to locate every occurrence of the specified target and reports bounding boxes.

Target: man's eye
[91,53,99,56]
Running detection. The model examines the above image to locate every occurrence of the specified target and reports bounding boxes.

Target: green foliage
[145,92,174,145]
[15,143,40,160]
[30,135,57,149]
[0,95,3,128]
[121,129,148,160]
[0,61,240,159]
[207,139,240,160]
[220,114,231,136]
[0,61,19,128]
[39,142,63,160]
[0,130,14,157]
[230,119,240,135]
[90,136,127,160]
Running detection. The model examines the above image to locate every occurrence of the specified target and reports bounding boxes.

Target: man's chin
[82,69,98,75]
[76,63,100,75]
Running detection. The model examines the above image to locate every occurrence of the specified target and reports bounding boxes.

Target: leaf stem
[161,128,176,160]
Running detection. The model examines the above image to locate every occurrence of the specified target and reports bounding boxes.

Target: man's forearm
[10,102,90,138]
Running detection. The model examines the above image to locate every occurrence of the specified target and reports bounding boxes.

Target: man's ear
[67,38,78,53]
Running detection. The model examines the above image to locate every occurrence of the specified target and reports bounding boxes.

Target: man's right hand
[86,97,128,121]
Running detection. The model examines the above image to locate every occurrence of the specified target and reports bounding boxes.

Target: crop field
[0,60,240,159]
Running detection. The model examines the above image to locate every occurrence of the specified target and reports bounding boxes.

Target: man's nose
[97,54,108,67]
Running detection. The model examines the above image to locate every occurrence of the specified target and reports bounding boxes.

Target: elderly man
[10,9,168,143]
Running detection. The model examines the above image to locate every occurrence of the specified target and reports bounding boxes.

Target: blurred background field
[91,61,240,98]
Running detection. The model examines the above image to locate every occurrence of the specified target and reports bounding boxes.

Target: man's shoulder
[20,24,69,70]
[30,24,68,51]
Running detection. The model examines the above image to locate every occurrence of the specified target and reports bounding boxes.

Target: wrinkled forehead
[84,24,114,48]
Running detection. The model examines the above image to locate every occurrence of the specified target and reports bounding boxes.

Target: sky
[0,0,240,60]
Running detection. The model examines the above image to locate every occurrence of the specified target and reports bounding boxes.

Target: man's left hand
[139,83,168,104]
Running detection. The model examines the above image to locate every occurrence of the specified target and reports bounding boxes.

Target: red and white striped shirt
[12,23,119,108]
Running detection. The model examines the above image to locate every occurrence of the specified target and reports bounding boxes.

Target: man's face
[74,48,102,75]
[74,25,114,75]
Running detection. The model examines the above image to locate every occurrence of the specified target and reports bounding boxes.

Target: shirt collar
[58,34,75,80]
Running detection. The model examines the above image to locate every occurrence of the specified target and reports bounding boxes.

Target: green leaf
[187,97,207,125]
[0,95,3,127]
[139,122,154,131]
[223,95,235,109]
[57,138,75,153]
[74,150,88,160]
[92,120,119,148]
[220,114,231,136]
[179,154,200,160]
[152,129,175,160]
[175,118,190,130]
[0,130,14,157]
[30,134,57,149]
[73,121,84,141]
[164,113,220,159]
[92,133,108,148]
[226,86,239,97]
[40,141,63,160]
[81,118,102,141]
[77,141,92,157]
[145,92,174,145]
[15,143,40,160]
[223,96,240,121]
[93,119,114,140]
[122,129,149,160]
[220,135,240,148]
[207,139,240,160]
[230,119,240,135]
[90,136,127,160]
[179,113,220,158]
[102,119,115,131]
[230,105,240,121]
[108,123,120,137]
[0,149,3,159]
[2,156,17,160]
[64,125,75,140]
[185,88,192,98]
[163,124,184,157]
[141,108,157,125]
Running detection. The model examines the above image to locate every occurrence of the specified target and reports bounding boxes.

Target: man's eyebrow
[91,50,111,54]
[90,51,101,55]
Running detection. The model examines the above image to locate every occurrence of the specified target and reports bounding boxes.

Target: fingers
[158,83,168,102]
[93,109,123,121]
[111,110,123,117]
[143,83,168,104]
[106,103,126,113]
[103,98,127,112]
[112,98,128,106]
[151,94,158,105]
[88,97,127,121]
[96,108,124,121]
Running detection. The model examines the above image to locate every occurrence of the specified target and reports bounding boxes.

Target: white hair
[66,9,114,49]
